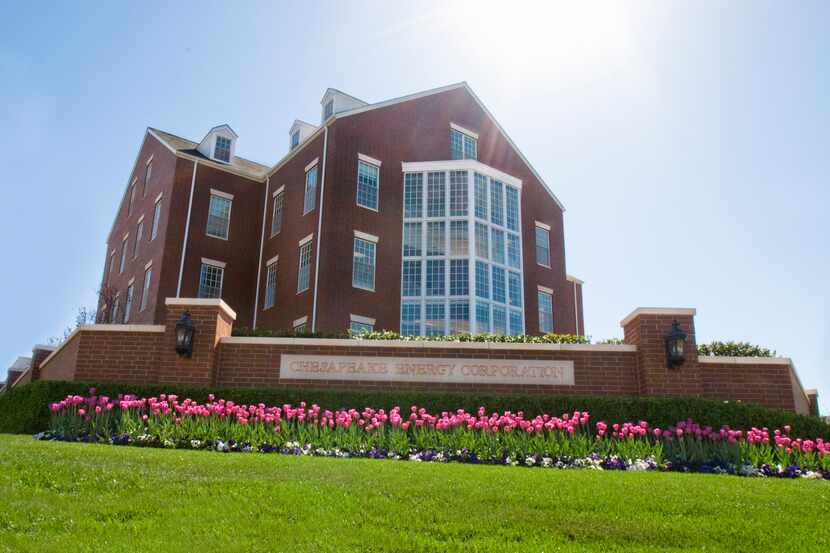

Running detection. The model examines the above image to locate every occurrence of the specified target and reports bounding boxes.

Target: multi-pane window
[264,261,278,309]
[427,172,446,217]
[297,240,312,292]
[123,284,134,323]
[401,301,421,336]
[401,260,421,296]
[475,261,489,299]
[426,222,445,256]
[490,180,504,226]
[505,187,519,231]
[425,259,445,296]
[119,237,128,273]
[303,165,318,214]
[140,267,152,312]
[404,173,423,218]
[214,136,231,162]
[400,169,524,336]
[206,193,232,239]
[127,183,136,216]
[507,234,521,268]
[449,259,468,296]
[294,322,307,333]
[535,226,551,267]
[493,306,507,335]
[492,266,506,303]
[356,160,380,210]
[133,220,143,258]
[350,321,373,335]
[449,220,468,256]
[151,198,161,240]
[509,310,523,335]
[425,302,445,336]
[352,237,376,291]
[476,302,490,332]
[449,171,468,216]
[110,296,120,324]
[403,222,422,257]
[474,173,488,219]
[271,190,284,236]
[144,162,152,196]
[450,129,477,160]
[449,301,470,333]
[491,229,505,264]
[290,130,300,150]
[508,271,522,307]
[475,223,489,259]
[323,99,334,121]
[198,262,224,298]
[538,290,554,333]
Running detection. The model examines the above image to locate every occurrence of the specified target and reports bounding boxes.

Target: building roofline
[147,127,270,172]
[322,87,369,106]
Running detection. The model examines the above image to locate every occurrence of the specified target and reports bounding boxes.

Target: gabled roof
[148,127,269,180]
[269,82,565,210]
[321,87,369,106]
[8,356,30,371]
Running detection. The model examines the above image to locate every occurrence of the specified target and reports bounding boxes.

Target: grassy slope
[0,435,828,553]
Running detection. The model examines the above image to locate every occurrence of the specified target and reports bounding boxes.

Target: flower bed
[41,390,830,480]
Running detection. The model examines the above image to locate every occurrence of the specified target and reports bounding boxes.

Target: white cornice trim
[200,257,226,269]
[298,233,314,247]
[145,154,154,165]
[272,184,285,197]
[155,191,164,202]
[144,259,153,270]
[220,336,636,352]
[354,230,380,243]
[293,315,308,327]
[566,275,584,285]
[349,314,376,325]
[620,308,697,327]
[33,344,57,351]
[697,356,792,365]
[164,297,237,321]
[265,254,279,266]
[210,188,234,200]
[401,159,522,189]
[534,220,551,231]
[537,285,554,295]
[450,122,479,140]
[137,213,145,223]
[358,153,382,167]
[305,158,320,172]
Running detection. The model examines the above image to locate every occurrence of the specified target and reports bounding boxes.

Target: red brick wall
[74,330,163,385]
[39,336,80,381]
[699,360,796,411]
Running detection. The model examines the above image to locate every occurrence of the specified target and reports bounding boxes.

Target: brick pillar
[622,308,702,398]
[30,345,56,381]
[158,298,236,387]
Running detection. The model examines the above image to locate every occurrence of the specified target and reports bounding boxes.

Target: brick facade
[28,301,818,416]
[100,84,584,337]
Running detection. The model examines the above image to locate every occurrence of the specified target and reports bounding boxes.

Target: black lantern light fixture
[175,311,195,358]
[665,320,686,369]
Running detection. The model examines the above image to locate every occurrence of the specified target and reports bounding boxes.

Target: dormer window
[214,136,232,162]
[322,99,334,122]
[290,130,300,150]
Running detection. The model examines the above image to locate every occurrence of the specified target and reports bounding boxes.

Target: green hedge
[1,380,827,439]
[697,341,776,357]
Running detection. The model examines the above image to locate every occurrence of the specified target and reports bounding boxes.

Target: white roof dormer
[197,124,238,164]
[289,120,319,152]
[320,88,369,123]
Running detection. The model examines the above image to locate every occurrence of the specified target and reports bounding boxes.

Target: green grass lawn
[0,434,828,552]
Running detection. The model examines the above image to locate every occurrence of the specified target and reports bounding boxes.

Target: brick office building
[101,83,584,336]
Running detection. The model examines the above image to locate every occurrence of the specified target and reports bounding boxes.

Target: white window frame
[151,192,162,241]
[349,314,376,335]
[450,123,478,161]
[198,258,225,299]
[303,160,319,215]
[356,154,381,211]
[352,231,378,292]
[263,255,279,310]
[119,234,129,273]
[535,221,551,268]
[206,190,233,240]
[140,261,152,312]
[537,285,554,334]
[297,234,313,293]
[271,185,285,237]
[293,315,308,333]
[214,135,232,163]
[143,157,153,197]
[290,130,300,150]
[123,280,134,323]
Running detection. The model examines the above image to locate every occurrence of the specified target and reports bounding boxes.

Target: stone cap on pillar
[620,308,696,328]
[164,298,237,321]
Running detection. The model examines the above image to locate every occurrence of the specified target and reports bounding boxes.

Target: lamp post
[665,320,686,369]
[175,311,195,358]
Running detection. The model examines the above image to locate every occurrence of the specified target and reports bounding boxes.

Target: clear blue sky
[1,1,827,411]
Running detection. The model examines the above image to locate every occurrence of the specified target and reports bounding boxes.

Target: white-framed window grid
[352,237,377,291]
[303,164,318,215]
[206,193,232,240]
[140,267,152,312]
[151,196,162,240]
[214,135,231,162]
[198,261,224,299]
[264,259,278,309]
[356,160,380,211]
[297,240,313,293]
[400,168,523,336]
[123,283,134,323]
[271,189,284,237]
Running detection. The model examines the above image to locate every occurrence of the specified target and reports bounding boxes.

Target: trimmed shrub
[2,380,827,439]
[232,327,590,344]
[697,341,776,357]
